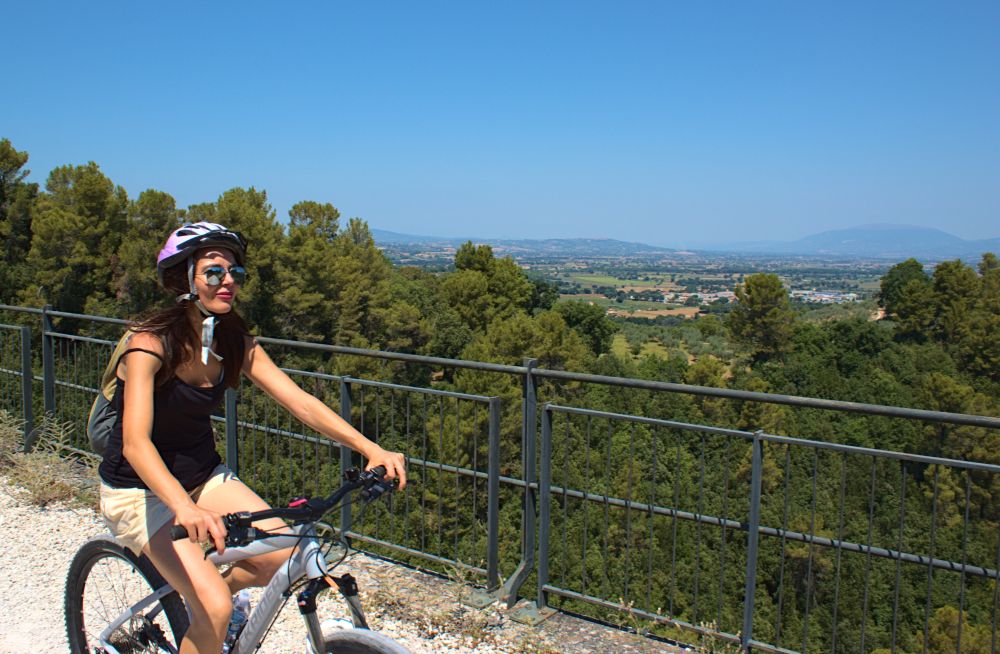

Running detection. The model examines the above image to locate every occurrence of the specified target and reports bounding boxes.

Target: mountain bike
[65,466,412,654]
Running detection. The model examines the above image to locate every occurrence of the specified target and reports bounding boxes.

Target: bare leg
[144,524,232,654]
[197,476,292,593]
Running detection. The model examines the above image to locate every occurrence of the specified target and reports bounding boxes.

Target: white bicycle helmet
[156,222,247,286]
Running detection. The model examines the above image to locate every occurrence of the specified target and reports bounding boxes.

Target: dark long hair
[130,261,248,389]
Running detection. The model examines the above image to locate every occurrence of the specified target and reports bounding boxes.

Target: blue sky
[4,1,998,246]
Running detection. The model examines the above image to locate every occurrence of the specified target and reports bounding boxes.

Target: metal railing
[2,303,999,653]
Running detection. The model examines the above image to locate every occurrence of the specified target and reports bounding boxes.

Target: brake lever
[361,477,398,502]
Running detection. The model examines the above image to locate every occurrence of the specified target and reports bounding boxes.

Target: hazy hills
[705,225,1000,259]
[372,225,998,261]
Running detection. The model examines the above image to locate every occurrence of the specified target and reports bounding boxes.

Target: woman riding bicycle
[96,222,407,654]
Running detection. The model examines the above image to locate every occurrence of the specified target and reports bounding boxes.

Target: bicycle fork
[298,573,369,650]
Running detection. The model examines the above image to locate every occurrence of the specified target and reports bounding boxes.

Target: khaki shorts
[100,464,237,555]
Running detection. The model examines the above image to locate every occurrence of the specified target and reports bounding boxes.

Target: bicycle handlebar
[170,466,394,543]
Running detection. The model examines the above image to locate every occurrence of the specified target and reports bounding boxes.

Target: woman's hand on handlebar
[173,503,227,553]
[366,448,407,490]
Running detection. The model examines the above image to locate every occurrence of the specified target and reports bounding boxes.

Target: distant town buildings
[789,290,860,304]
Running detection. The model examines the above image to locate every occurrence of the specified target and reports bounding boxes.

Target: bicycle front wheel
[65,536,189,654]
[322,629,413,654]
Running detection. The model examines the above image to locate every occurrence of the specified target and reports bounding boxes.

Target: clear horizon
[4,2,998,246]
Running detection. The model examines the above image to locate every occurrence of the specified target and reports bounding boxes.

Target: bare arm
[119,333,227,550]
[242,339,407,488]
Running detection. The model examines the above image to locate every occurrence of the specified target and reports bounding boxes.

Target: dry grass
[0,410,99,509]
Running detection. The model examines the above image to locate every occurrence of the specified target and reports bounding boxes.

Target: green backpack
[87,330,136,455]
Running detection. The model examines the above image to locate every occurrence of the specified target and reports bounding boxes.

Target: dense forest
[2,137,999,652]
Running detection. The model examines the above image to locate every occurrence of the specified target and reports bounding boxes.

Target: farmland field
[559,294,693,315]
[610,333,671,359]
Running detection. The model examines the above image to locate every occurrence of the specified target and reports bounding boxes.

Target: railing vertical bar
[860,456,878,653]
[957,472,972,654]
[560,413,570,591]
[249,382,257,482]
[581,415,592,597]
[891,461,907,653]
[402,394,411,549]
[486,396,501,590]
[830,452,847,654]
[775,443,792,642]
[802,446,819,653]
[453,398,460,561]
[718,436,731,631]
[225,388,239,476]
[20,326,34,446]
[537,404,553,610]
[359,383,367,443]
[741,431,763,653]
[263,384,271,496]
[670,430,681,617]
[41,306,55,417]
[624,421,634,608]
[286,393,295,504]
[387,389,398,540]
[420,393,428,555]
[693,432,706,622]
[311,385,319,496]
[69,338,77,421]
[375,384,381,444]
[471,396,478,560]
[647,425,657,613]
[923,466,941,654]
[992,528,1000,654]
[339,378,353,534]
[437,396,444,554]
[602,420,612,600]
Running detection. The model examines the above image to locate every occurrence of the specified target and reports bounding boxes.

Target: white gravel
[0,477,674,654]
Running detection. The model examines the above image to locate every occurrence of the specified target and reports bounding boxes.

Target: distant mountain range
[703,225,1000,259]
[372,225,998,261]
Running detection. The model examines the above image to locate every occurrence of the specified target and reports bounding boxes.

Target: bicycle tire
[65,536,189,654]
[322,629,413,654]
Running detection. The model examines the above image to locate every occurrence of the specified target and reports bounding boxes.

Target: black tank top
[98,367,226,491]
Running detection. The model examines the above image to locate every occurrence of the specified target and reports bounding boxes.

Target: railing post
[41,305,55,416]
[486,396,502,591]
[339,377,354,534]
[741,430,764,652]
[502,358,538,607]
[20,325,34,449]
[224,388,239,476]
[536,403,553,610]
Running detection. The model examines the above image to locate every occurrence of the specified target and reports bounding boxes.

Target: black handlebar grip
[170,525,189,541]
[369,465,387,478]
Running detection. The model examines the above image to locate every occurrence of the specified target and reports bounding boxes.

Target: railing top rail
[0,305,130,325]
[0,323,27,331]
[547,403,1000,473]
[256,336,525,375]
[545,403,754,439]
[760,431,1000,473]
[44,309,128,325]
[278,367,496,402]
[536,368,1000,429]
[6,304,999,431]
[0,304,43,315]
[46,332,116,346]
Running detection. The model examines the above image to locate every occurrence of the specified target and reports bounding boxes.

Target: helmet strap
[179,256,224,365]
[199,315,222,365]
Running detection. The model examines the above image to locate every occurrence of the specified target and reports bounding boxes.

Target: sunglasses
[197,265,248,286]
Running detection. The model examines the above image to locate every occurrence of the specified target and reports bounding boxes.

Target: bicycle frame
[97,523,361,654]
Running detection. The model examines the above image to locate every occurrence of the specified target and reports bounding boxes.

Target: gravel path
[0,478,682,654]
